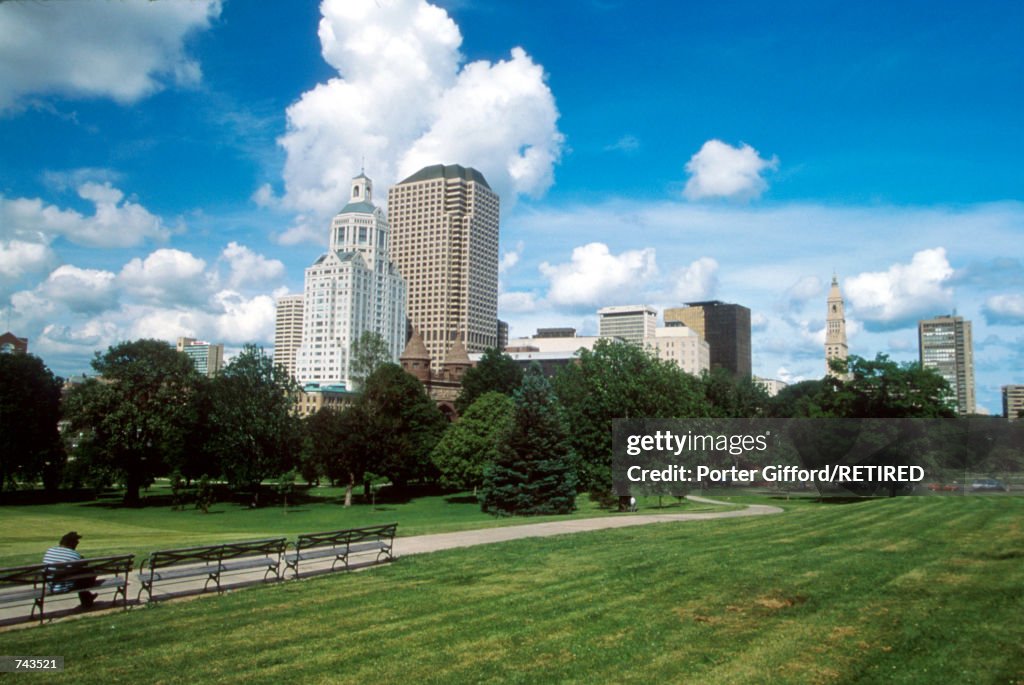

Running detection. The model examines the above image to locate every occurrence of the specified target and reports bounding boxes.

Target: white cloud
[683,140,778,201]
[499,241,524,274]
[983,294,1024,324]
[0,184,171,248]
[0,1,221,111]
[498,291,539,313]
[211,291,278,344]
[276,0,562,240]
[38,265,118,314]
[539,242,658,308]
[220,242,286,290]
[0,240,56,289]
[845,248,955,329]
[673,257,719,301]
[605,134,640,153]
[118,249,211,304]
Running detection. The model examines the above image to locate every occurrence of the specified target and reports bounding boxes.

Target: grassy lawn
[1,496,1021,683]
[0,487,731,567]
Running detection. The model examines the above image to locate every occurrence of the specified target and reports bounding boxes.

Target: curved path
[1,497,782,628]
[395,495,783,557]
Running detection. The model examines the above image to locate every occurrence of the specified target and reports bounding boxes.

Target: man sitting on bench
[42,531,98,608]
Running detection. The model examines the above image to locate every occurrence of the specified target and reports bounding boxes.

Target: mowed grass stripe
[1,497,1022,684]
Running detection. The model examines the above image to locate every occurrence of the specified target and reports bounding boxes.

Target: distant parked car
[970,478,1008,492]
[927,483,960,492]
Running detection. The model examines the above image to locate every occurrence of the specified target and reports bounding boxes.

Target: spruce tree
[481,366,577,516]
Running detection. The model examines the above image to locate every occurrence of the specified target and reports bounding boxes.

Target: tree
[818,354,956,418]
[432,392,514,492]
[207,344,302,506]
[455,348,523,414]
[349,331,392,391]
[0,352,64,497]
[305,406,367,506]
[701,367,770,418]
[356,363,447,490]
[64,339,198,505]
[481,366,577,516]
[553,339,708,495]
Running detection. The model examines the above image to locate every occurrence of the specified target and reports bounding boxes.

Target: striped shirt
[43,546,83,593]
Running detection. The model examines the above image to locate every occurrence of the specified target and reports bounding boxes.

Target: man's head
[59,531,82,549]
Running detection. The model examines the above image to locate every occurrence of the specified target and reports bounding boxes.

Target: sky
[1,0,1022,413]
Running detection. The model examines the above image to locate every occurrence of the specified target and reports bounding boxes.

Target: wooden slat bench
[0,555,134,623]
[284,523,397,579]
[137,537,286,602]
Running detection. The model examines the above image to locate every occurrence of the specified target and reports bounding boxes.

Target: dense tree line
[4,336,1017,510]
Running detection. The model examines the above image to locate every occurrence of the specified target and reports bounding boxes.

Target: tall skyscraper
[597,305,657,345]
[274,294,304,380]
[825,274,850,379]
[176,337,224,377]
[1003,385,1024,420]
[294,172,407,389]
[388,164,500,370]
[664,301,752,377]
[918,314,975,415]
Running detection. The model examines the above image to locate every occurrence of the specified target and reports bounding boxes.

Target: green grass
[1,496,1021,683]
[0,487,731,567]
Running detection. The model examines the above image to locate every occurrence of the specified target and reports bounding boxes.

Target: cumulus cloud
[673,257,719,301]
[119,249,210,304]
[0,240,57,293]
[539,242,658,308]
[220,242,286,290]
[683,140,778,201]
[605,134,640,153]
[276,0,562,241]
[845,248,955,330]
[0,184,171,248]
[983,294,1024,325]
[499,241,524,274]
[0,1,220,111]
[37,265,118,314]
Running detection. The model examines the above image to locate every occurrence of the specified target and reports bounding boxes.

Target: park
[1,483,1022,683]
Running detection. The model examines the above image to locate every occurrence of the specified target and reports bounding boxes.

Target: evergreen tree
[481,366,577,516]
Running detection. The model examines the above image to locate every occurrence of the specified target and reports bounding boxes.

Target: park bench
[0,555,134,623]
[137,537,286,602]
[284,523,397,579]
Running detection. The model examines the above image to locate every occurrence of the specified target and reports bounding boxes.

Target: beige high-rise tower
[388,164,500,369]
[919,314,975,415]
[825,275,849,379]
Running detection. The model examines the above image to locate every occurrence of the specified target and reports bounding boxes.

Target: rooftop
[398,164,491,189]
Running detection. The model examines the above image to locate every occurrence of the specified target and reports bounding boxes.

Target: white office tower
[598,304,658,346]
[294,173,407,389]
[388,164,500,371]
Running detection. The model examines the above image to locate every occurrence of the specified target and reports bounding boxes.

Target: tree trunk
[123,471,142,507]
[344,471,354,507]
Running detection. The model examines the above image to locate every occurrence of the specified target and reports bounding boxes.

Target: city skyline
[1,0,1022,413]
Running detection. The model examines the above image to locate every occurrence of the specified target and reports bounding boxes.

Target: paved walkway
[1,496,782,628]
[394,496,783,556]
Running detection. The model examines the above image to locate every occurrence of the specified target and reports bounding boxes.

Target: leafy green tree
[481,366,577,516]
[64,339,199,505]
[701,367,770,418]
[432,391,514,492]
[0,352,64,497]
[357,363,447,490]
[349,331,392,391]
[207,344,302,506]
[767,380,827,418]
[455,348,523,414]
[818,354,956,418]
[553,339,708,495]
[305,406,367,506]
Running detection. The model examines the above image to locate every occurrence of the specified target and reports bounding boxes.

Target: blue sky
[1,0,1022,413]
